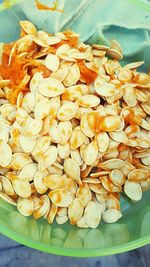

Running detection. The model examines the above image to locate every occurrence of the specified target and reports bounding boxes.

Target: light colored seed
[133,150,150,158]
[141,156,150,166]
[82,178,100,184]
[16,108,29,127]
[96,193,107,203]
[109,169,125,186]
[101,176,122,193]
[19,134,36,153]
[51,68,68,82]
[57,143,70,159]
[90,171,109,178]
[47,165,63,175]
[0,176,14,195]
[92,49,106,57]
[80,162,88,172]
[32,136,51,157]
[110,40,123,54]
[22,116,43,137]
[47,203,58,224]
[57,207,68,217]
[125,125,140,139]
[98,116,122,132]
[38,77,65,98]
[65,179,78,195]
[95,83,116,97]
[56,44,70,56]
[128,169,149,182]
[22,93,36,112]
[107,48,123,60]
[44,54,59,72]
[89,183,108,194]
[11,153,32,171]
[57,101,78,121]
[92,44,109,51]
[141,119,150,131]
[70,126,86,150]
[43,174,66,190]
[96,132,109,153]
[71,149,83,166]
[76,183,92,207]
[78,94,100,108]
[81,165,93,178]
[49,126,60,144]
[118,145,129,160]
[33,195,50,219]
[32,36,48,47]
[83,140,98,165]
[0,104,16,119]
[121,162,136,176]
[104,150,119,160]
[0,125,10,143]
[48,96,60,119]
[109,131,128,144]
[34,100,50,120]
[141,102,150,115]
[63,64,80,86]
[84,201,101,228]
[30,72,43,94]
[12,180,31,198]
[0,141,12,167]
[56,214,68,225]
[53,161,64,169]
[94,200,106,213]
[124,181,142,201]
[64,158,81,184]
[106,138,119,153]
[106,194,120,210]
[17,197,33,216]
[99,159,124,170]
[68,198,83,225]
[102,209,122,223]
[80,112,95,138]
[62,84,88,101]
[18,163,37,182]
[46,35,61,45]
[48,189,73,207]
[125,61,144,69]
[39,146,57,171]
[34,170,48,194]
[0,192,16,206]
[123,85,137,107]
[77,216,89,228]
[20,20,37,35]
[136,88,149,102]
[58,121,72,145]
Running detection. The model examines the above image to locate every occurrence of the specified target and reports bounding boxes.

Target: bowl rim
[0,223,150,257]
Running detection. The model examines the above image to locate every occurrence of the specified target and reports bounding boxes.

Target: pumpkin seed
[84,201,101,228]
[124,181,142,201]
[102,209,122,223]
[48,189,73,207]
[68,198,83,225]
[17,197,33,216]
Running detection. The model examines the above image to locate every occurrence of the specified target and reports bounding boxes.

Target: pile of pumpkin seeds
[0,21,149,228]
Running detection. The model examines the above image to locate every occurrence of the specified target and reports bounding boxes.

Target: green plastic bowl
[0,193,150,257]
[0,0,150,257]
